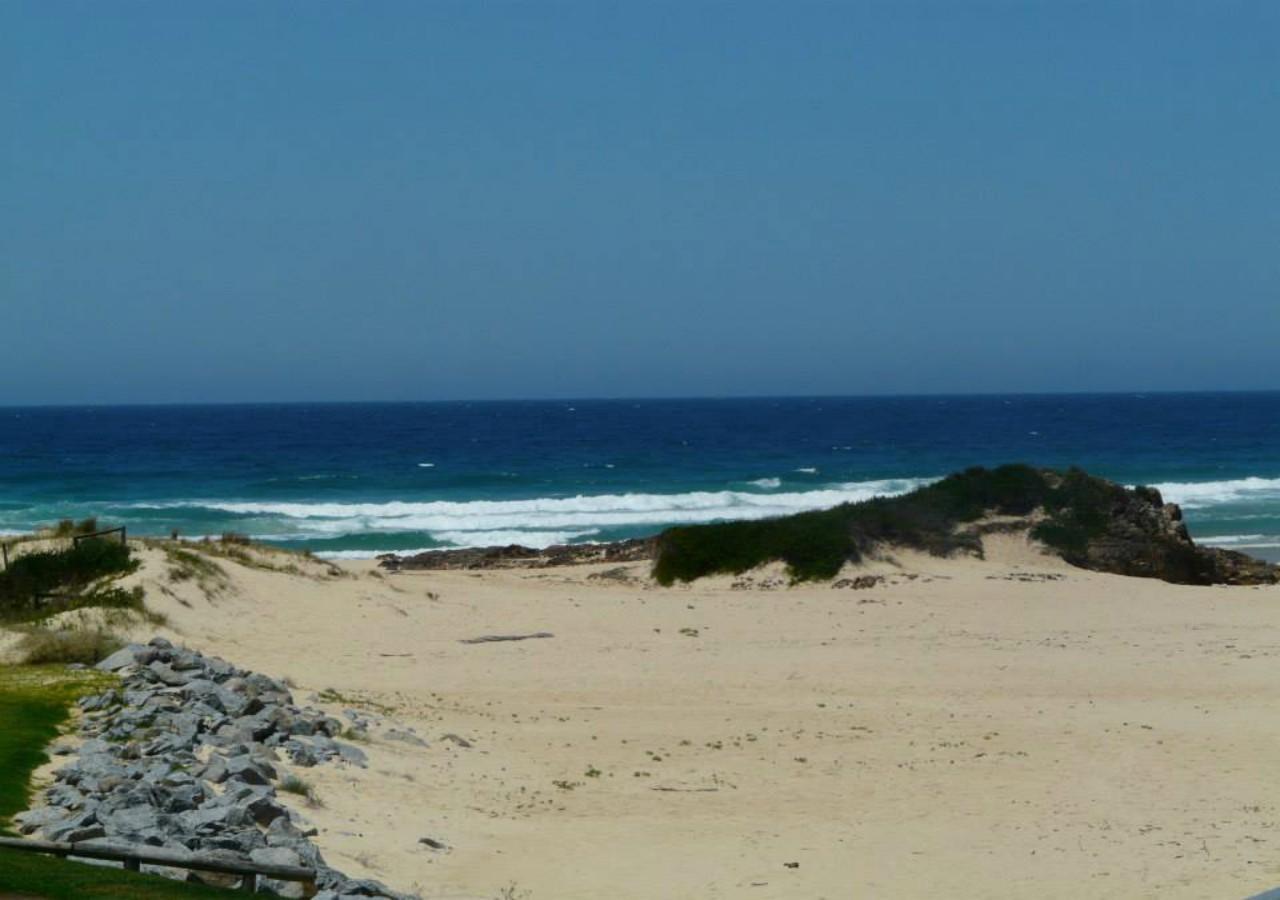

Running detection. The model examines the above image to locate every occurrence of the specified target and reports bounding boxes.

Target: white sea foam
[1148,477,1280,509]
[417,462,435,468]
[794,467,819,474]
[747,478,782,489]
[431,528,600,548]
[132,478,934,539]
[316,548,438,560]
[1198,541,1280,551]
[1196,533,1280,550]
[315,530,602,558]
[1196,533,1265,545]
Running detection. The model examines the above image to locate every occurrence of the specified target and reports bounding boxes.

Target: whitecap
[131,477,936,539]
[1147,477,1280,509]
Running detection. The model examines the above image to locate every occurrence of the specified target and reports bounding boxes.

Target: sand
[11,536,1280,899]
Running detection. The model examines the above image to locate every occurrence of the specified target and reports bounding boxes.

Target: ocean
[1,393,1278,561]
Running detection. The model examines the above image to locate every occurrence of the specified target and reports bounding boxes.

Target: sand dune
[12,536,1280,899]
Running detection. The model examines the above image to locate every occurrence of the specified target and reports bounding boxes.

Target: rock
[244,794,288,827]
[147,662,192,687]
[417,836,447,850]
[178,804,250,833]
[332,741,368,767]
[57,823,107,843]
[225,754,277,785]
[284,738,322,767]
[252,847,309,899]
[159,783,205,814]
[198,756,229,784]
[100,804,162,836]
[384,729,427,748]
[14,806,70,835]
[440,733,472,749]
[96,645,144,672]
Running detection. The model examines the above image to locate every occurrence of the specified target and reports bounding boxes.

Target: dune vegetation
[651,464,1265,585]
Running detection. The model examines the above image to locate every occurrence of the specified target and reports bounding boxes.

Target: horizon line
[3,387,1279,411]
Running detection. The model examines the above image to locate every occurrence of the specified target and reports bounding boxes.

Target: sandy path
[74,540,1280,898]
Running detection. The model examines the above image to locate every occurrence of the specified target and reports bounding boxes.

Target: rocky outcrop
[13,637,415,899]
[1032,481,1278,586]
[382,536,654,571]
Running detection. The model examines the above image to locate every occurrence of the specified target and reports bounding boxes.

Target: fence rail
[73,526,127,547]
[0,527,129,572]
[0,836,318,895]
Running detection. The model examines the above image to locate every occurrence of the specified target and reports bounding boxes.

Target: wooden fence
[72,526,127,547]
[0,836,317,895]
[0,527,129,572]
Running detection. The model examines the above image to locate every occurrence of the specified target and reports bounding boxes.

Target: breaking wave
[128,478,934,546]
[1149,477,1280,509]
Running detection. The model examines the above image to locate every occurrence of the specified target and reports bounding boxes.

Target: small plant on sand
[279,774,323,807]
[50,517,99,538]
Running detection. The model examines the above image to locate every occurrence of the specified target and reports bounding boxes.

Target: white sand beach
[10,536,1280,899]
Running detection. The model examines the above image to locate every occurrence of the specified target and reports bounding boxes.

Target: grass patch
[167,536,344,580]
[12,628,124,666]
[162,545,231,602]
[318,687,395,715]
[279,773,323,808]
[652,464,1143,584]
[49,518,100,538]
[0,665,228,898]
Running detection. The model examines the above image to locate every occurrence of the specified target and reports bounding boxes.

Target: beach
[17,536,1278,899]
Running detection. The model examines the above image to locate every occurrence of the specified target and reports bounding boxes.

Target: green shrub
[652,464,1160,584]
[0,538,137,620]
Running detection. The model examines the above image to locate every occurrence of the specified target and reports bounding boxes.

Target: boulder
[95,645,144,672]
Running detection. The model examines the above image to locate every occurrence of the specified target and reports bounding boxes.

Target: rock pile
[14,637,416,899]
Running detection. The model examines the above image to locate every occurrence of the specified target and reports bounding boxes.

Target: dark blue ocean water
[1,394,1278,559]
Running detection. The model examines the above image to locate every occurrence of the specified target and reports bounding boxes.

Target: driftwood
[459,632,554,645]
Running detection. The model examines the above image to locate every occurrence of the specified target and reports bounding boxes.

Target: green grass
[0,665,231,898]
[652,464,1146,584]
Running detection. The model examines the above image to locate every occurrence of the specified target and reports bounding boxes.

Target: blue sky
[3,2,1277,404]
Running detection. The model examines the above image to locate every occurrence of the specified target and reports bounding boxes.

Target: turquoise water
[1,394,1278,560]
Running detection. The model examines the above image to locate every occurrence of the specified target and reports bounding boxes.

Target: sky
[2,2,1277,404]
